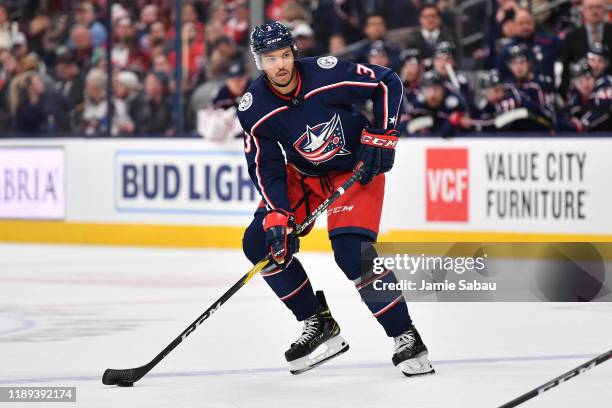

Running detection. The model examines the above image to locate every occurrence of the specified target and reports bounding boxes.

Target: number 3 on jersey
[244,132,252,153]
[356,64,376,79]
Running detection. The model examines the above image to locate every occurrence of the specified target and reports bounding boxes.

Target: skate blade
[289,335,350,375]
[397,351,435,377]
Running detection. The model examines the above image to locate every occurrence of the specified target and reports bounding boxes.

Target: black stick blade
[102,368,137,386]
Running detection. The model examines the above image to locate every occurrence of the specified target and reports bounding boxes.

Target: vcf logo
[426,148,469,222]
[294,114,350,165]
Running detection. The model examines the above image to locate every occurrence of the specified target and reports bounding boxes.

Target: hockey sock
[331,233,412,337]
[243,213,319,321]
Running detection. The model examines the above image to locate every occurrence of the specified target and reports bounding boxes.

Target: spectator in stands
[404,70,470,137]
[225,1,249,46]
[81,68,134,135]
[406,2,456,62]
[143,21,171,60]
[504,44,554,131]
[561,0,612,95]
[54,48,85,111]
[198,60,250,140]
[292,23,325,58]
[377,0,419,29]
[329,33,347,56]
[561,59,612,132]
[131,71,173,135]
[207,36,241,80]
[431,41,474,111]
[169,21,206,90]
[136,4,159,46]
[114,70,141,119]
[12,32,29,61]
[496,7,560,88]
[152,53,171,76]
[0,51,18,131]
[14,71,70,134]
[485,0,520,69]
[353,14,401,71]
[111,16,150,73]
[280,0,309,29]
[211,61,250,111]
[0,5,12,50]
[69,23,94,71]
[75,2,107,48]
[331,0,369,44]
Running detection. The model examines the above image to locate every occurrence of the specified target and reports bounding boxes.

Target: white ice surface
[0,244,610,408]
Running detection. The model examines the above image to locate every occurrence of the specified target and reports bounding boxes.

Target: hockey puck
[117,381,134,387]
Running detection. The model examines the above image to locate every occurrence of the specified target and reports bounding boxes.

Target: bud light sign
[114,150,258,215]
[0,147,65,219]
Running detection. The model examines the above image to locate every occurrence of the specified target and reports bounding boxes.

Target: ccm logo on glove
[360,131,399,149]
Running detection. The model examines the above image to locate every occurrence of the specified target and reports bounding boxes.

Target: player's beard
[268,67,296,89]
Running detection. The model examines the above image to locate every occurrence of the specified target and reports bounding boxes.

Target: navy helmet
[587,42,610,63]
[507,43,529,63]
[482,69,503,88]
[570,59,593,78]
[250,21,298,70]
[401,48,421,65]
[434,41,456,58]
[421,70,445,88]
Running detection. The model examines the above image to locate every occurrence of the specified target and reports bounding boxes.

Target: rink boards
[1,137,611,249]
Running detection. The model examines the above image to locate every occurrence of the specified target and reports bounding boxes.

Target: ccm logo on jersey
[426,148,469,222]
[360,133,399,149]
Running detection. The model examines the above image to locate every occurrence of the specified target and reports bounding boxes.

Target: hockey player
[237,22,434,377]
[404,70,470,137]
[431,41,474,111]
[474,69,505,132]
[398,48,424,131]
[505,44,555,131]
[400,48,423,103]
[561,59,612,132]
[586,43,609,80]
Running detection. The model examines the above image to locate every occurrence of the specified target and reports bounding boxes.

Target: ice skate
[285,291,349,375]
[392,325,435,377]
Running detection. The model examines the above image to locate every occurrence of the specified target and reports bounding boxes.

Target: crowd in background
[1,0,612,137]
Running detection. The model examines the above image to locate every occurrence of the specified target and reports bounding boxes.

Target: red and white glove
[355,128,400,185]
[263,209,300,265]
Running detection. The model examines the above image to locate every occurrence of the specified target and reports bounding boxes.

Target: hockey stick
[407,116,434,133]
[445,63,461,91]
[102,163,366,387]
[494,108,553,130]
[497,349,612,408]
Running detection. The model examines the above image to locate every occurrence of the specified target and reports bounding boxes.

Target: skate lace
[295,316,319,346]
[394,331,416,352]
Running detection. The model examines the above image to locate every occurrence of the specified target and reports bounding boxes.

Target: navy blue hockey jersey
[236,56,403,211]
[562,75,612,132]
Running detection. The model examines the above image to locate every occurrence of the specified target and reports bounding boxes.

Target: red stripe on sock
[372,295,403,317]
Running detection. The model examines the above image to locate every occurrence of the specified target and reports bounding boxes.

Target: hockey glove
[355,128,400,185]
[263,209,300,265]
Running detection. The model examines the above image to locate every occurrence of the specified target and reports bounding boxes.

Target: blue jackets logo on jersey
[293,114,350,165]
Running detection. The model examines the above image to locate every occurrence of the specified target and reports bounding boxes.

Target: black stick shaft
[103,165,364,385]
[498,349,612,408]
